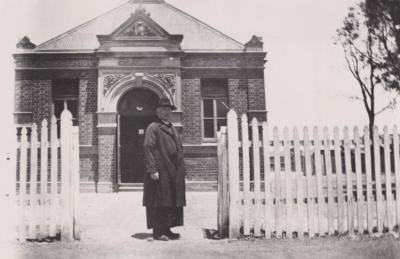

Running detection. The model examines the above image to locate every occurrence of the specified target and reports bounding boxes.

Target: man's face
[156,106,172,121]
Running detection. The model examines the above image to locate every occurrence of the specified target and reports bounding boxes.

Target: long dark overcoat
[142,120,186,208]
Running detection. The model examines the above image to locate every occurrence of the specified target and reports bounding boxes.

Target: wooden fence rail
[217,110,400,239]
[10,110,80,242]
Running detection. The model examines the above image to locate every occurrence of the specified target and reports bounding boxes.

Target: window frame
[201,97,228,142]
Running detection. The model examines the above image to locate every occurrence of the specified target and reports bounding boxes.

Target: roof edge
[36,2,130,49]
[162,2,244,50]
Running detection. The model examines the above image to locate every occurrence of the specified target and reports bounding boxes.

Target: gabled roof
[35,0,244,52]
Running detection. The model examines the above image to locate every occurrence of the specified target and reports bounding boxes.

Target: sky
[0,0,399,140]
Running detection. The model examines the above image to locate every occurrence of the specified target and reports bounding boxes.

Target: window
[201,79,229,140]
[52,79,79,137]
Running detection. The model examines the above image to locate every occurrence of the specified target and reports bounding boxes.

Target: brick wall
[79,78,98,145]
[15,80,52,126]
[184,157,217,181]
[228,79,248,116]
[248,78,266,110]
[98,133,117,192]
[182,78,202,144]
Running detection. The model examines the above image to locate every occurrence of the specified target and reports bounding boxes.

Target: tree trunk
[369,113,376,180]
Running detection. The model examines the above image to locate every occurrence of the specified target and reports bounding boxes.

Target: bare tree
[336,2,398,138]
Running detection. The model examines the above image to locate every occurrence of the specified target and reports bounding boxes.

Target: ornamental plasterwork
[122,20,156,37]
[149,73,176,96]
[103,73,129,95]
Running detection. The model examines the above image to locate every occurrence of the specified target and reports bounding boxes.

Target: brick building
[13,0,267,192]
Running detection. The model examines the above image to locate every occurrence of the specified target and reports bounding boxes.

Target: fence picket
[363,127,374,234]
[50,116,58,237]
[323,128,335,235]
[394,126,400,227]
[344,127,354,234]
[241,114,251,236]
[13,112,79,241]
[40,119,49,238]
[334,127,345,234]
[313,127,324,236]
[273,127,282,238]
[293,127,304,239]
[283,127,293,238]
[227,110,240,238]
[262,122,272,239]
[216,112,400,240]
[304,127,314,237]
[252,118,262,237]
[29,124,38,239]
[383,126,393,231]
[373,126,383,233]
[353,127,364,233]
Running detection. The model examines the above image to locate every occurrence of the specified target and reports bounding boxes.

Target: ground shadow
[202,228,221,240]
[131,233,153,240]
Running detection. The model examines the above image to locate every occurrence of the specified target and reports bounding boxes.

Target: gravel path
[2,192,400,259]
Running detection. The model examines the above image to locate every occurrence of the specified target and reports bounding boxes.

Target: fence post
[383,126,393,231]
[29,124,38,239]
[393,126,400,227]
[323,127,334,236]
[283,127,293,238]
[252,117,262,237]
[344,127,354,234]
[61,110,73,241]
[50,116,58,237]
[227,110,240,238]
[293,127,304,239]
[363,127,374,234]
[263,122,272,239]
[40,119,49,238]
[217,127,229,237]
[72,126,80,240]
[19,127,28,241]
[373,126,383,233]
[241,114,251,236]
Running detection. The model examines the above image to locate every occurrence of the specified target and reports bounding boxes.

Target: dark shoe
[154,234,169,241]
[165,229,180,240]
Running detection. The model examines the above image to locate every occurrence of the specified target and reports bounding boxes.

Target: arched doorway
[117,88,159,184]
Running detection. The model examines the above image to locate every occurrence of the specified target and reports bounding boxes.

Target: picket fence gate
[9,110,80,242]
[217,110,400,239]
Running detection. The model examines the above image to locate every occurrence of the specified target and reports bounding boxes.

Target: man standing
[143,98,186,241]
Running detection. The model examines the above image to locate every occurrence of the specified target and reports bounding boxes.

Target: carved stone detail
[123,20,156,37]
[103,73,129,95]
[149,73,176,97]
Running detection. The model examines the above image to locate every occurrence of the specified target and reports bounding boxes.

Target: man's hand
[150,172,159,181]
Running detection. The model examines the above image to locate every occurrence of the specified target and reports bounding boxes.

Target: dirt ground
[2,192,400,259]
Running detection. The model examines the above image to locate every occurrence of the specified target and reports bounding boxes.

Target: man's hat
[157,97,176,110]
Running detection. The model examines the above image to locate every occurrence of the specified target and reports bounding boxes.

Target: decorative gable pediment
[97,8,183,52]
[120,19,157,37]
[111,8,168,39]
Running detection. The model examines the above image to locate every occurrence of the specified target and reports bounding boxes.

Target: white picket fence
[217,110,400,239]
[8,110,80,242]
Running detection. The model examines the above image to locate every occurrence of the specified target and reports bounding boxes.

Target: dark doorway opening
[117,89,159,184]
